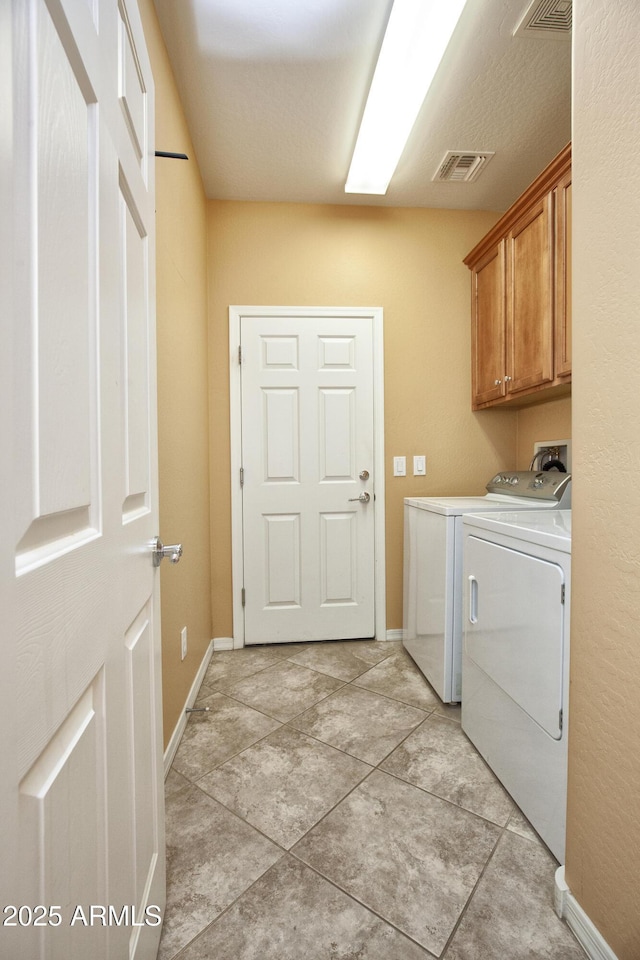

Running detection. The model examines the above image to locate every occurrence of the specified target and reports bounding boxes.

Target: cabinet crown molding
[464,143,571,269]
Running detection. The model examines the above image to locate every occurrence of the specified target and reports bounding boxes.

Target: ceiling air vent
[433,151,494,184]
[514,0,572,38]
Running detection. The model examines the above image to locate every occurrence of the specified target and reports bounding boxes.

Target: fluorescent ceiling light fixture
[345,0,469,195]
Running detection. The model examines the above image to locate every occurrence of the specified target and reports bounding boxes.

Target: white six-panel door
[235,310,382,645]
[2,2,164,958]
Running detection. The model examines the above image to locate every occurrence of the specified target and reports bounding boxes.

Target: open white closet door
[1,1,165,957]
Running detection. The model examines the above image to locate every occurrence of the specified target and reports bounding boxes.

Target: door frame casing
[229,305,386,648]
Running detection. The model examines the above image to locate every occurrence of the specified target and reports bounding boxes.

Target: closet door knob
[152,537,183,566]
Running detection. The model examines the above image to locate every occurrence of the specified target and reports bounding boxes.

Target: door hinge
[238,345,243,364]
[241,587,246,607]
[240,466,244,487]
[561,584,565,604]
[559,708,563,733]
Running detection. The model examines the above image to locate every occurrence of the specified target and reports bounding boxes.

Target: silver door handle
[153,537,183,566]
[348,492,370,503]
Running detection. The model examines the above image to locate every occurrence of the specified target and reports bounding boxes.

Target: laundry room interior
[140,0,638,957]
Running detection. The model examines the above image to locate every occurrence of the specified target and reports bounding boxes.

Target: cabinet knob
[504,375,512,382]
[494,379,502,386]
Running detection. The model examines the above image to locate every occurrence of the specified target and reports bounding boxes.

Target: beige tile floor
[160,640,586,960]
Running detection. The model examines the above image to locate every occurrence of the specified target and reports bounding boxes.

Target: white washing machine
[402,471,571,703]
[461,509,571,862]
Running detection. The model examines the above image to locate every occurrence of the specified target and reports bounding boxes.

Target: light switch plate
[393,456,406,477]
[413,455,426,476]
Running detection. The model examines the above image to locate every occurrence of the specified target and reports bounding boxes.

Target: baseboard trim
[385,629,404,641]
[213,636,235,651]
[554,867,619,960]
[163,639,215,777]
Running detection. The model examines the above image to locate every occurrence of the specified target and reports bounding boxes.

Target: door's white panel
[320,512,356,605]
[261,335,299,369]
[16,550,111,774]
[121,187,150,519]
[318,336,355,369]
[125,605,158,908]
[20,680,107,959]
[118,10,145,164]
[16,3,99,572]
[263,514,301,607]
[263,389,299,483]
[465,536,565,738]
[319,388,355,481]
[37,7,92,517]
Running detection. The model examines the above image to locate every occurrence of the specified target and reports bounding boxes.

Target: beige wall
[567,1,640,956]
[207,200,522,636]
[140,1,212,747]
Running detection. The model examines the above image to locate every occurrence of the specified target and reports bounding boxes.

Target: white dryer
[461,509,571,862]
[403,471,571,703]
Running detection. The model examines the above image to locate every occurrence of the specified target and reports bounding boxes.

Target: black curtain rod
[155,151,189,160]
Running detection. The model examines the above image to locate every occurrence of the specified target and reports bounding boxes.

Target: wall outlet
[413,455,426,476]
[393,456,406,477]
[181,626,188,661]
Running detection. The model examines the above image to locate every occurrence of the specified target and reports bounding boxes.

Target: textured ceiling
[153,0,571,212]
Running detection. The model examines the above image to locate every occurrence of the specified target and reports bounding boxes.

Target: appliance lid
[463,509,572,551]
[404,493,562,516]
[486,471,571,502]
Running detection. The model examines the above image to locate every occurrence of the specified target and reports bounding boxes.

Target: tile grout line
[284,853,439,959]
[438,819,514,958]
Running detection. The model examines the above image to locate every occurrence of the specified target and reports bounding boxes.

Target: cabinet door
[555,172,572,379]
[506,193,554,394]
[471,240,506,407]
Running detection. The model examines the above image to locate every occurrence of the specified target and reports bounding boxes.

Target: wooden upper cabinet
[464,144,571,410]
[507,192,554,394]
[554,169,572,379]
[472,240,506,405]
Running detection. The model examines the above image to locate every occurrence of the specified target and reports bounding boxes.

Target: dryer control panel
[486,471,571,503]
